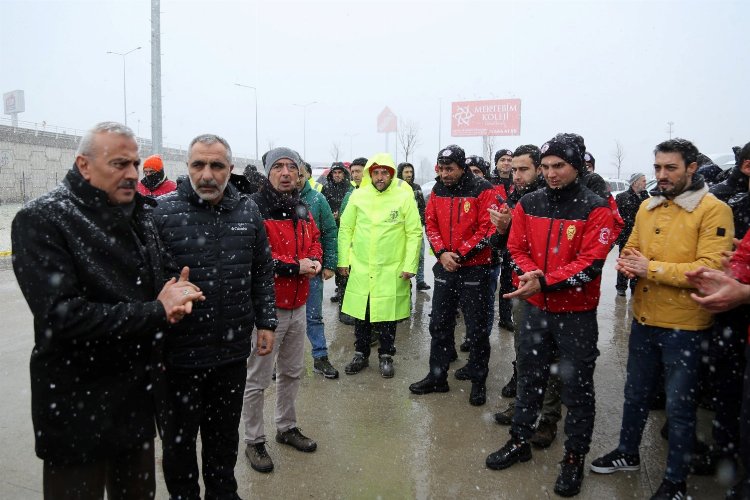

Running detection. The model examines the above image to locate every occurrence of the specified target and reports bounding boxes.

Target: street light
[293,101,317,159]
[234,83,259,160]
[343,132,359,159]
[106,46,142,127]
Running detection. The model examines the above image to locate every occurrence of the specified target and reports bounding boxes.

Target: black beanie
[466,155,489,177]
[583,152,595,167]
[494,149,513,164]
[437,145,466,169]
[540,137,584,173]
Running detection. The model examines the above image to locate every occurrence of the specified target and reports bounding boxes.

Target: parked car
[420,180,437,202]
[603,177,629,197]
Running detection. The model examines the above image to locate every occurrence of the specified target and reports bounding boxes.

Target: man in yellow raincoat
[337,153,422,378]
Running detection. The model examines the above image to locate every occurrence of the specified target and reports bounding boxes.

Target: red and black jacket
[252,188,322,310]
[507,180,615,313]
[425,170,496,267]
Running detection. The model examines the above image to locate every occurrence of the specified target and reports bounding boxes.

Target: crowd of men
[10,120,750,500]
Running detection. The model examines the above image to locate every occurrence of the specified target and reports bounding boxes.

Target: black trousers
[161,361,246,500]
[498,250,514,323]
[354,298,396,357]
[737,344,750,497]
[511,305,600,454]
[708,307,749,456]
[43,442,155,500]
[429,264,491,384]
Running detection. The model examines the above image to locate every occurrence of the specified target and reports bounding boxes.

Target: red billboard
[451,99,521,137]
[377,106,397,133]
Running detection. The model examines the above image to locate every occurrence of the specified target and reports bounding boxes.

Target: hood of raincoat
[361,153,397,189]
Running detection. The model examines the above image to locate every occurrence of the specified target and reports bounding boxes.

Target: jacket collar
[647,176,708,213]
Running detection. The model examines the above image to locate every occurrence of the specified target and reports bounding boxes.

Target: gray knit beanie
[263,147,301,175]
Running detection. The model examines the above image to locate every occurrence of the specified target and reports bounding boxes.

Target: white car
[603,178,629,197]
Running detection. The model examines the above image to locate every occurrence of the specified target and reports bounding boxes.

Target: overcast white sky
[1,0,747,179]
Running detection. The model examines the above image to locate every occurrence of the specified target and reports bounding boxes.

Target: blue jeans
[416,235,426,284]
[305,275,327,359]
[618,321,707,483]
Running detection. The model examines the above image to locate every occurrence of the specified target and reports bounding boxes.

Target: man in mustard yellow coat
[337,153,422,378]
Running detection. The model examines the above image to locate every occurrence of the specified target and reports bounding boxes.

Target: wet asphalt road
[0,249,732,499]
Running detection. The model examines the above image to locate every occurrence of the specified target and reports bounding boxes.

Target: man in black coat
[615,173,649,295]
[11,122,202,499]
[153,134,277,499]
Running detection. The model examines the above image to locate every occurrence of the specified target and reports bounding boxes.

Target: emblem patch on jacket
[463,201,471,213]
[566,225,577,240]
[386,210,399,223]
[598,227,611,245]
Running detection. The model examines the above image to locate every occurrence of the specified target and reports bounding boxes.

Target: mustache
[197,179,219,188]
[118,180,137,189]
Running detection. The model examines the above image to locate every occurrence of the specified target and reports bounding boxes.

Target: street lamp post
[106,46,142,127]
[234,83,259,160]
[344,133,359,159]
[293,101,317,159]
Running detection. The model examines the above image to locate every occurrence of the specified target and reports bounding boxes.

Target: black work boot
[530,419,558,448]
[344,352,369,375]
[409,376,449,394]
[486,437,532,470]
[313,356,339,379]
[501,361,517,398]
[469,382,486,406]
[378,354,394,378]
[554,450,585,497]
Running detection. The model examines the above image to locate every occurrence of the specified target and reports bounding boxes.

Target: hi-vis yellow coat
[338,153,423,322]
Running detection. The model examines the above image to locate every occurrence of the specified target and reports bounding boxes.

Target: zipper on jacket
[542,215,554,311]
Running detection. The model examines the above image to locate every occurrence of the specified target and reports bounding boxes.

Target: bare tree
[483,135,496,163]
[398,120,420,162]
[612,140,625,178]
[330,142,341,162]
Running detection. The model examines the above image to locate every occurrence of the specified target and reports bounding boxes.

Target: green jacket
[300,181,338,270]
[338,153,422,322]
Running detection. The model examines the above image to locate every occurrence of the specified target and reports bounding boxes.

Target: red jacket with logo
[507,181,615,312]
[730,231,750,341]
[252,189,322,310]
[425,171,496,266]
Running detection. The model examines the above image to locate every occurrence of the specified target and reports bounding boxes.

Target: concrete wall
[0,125,257,204]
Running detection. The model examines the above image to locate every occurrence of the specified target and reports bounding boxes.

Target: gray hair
[188,134,233,164]
[76,121,135,157]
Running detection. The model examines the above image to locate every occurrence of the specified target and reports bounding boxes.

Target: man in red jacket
[136,154,177,197]
[408,144,496,406]
[485,135,614,497]
[687,231,750,499]
[242,147,323,474]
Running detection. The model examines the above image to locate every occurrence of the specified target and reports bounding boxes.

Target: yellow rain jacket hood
[337,153,423,322]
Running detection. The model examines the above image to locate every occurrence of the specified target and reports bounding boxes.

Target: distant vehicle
[708,153,735,171]
[421,180,437,202]
[314,168,329,186]
[603,178,629,197]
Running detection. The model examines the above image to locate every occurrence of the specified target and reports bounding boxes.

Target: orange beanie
[143,155,164,172]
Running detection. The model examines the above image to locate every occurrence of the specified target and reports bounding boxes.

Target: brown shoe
[493,404,515,425]
[530,419,557,448]
[276,427,317,452]
[245,443,274,473]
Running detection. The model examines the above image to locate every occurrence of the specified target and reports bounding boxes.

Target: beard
[190,174,230,202]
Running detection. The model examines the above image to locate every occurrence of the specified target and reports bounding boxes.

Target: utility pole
[235,83,259,159]
[151,0,163,154]
[667,121,674,139]
[293,101,317,159]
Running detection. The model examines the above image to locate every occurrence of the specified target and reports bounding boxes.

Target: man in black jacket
[11,122,202,499]
[615,173,649,296]
[397,161,430,290]
[153,134,277,499]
